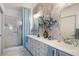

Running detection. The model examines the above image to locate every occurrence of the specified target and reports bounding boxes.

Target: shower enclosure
[1,15,22,52]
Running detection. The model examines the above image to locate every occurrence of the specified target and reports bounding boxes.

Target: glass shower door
[2,15,21,49]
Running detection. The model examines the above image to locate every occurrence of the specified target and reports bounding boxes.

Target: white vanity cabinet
[27,35,75,56]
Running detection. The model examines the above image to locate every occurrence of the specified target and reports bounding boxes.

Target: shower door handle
[0,34,2,36]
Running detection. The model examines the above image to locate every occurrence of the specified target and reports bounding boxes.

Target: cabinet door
[28,38,31,51]
[25,37,28,48]
[48,46,56,56]
[35,40,41,56]
[29,38,33,55]
[56,49,72,56]
[38,41,48,56]
[32,39,37,56]
[31,39,35,55]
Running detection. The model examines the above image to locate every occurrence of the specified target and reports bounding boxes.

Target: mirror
[59,4,79,45]
[59,15,76,40]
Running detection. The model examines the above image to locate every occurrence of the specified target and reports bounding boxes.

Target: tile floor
[2,46,32,56]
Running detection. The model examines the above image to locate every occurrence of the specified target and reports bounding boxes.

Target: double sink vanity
[26,35,79,56]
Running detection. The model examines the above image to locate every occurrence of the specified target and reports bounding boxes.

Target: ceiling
[3,3,38,11]
[0,3,75,12]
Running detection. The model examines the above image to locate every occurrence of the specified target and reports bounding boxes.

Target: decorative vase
[43,30,48,38]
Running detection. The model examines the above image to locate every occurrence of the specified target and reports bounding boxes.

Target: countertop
[27,35,79,56]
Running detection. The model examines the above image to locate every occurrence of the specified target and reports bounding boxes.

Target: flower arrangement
[38,16,57,38]
[38,16,57,30]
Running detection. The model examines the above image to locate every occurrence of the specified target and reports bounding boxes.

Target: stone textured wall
[32,3,63,40]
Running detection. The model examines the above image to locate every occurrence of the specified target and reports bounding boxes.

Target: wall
[4,7,21,17]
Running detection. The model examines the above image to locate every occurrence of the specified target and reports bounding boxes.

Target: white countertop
[27,35,79,56]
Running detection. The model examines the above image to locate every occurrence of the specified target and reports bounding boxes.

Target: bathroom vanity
[27,35,79,56]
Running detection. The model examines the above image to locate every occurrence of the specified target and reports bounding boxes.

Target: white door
[60,15,75,39]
